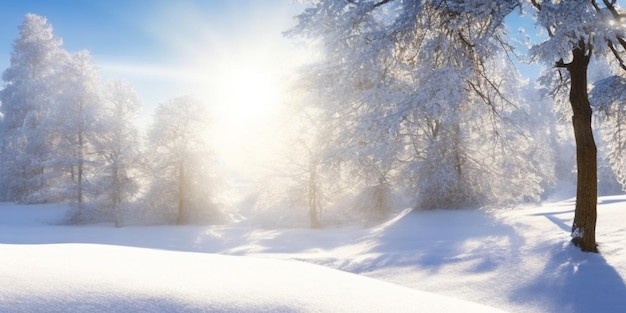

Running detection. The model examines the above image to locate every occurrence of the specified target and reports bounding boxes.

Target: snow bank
[0,243,505,313]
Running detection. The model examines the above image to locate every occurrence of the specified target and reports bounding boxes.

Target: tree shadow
[530,210,574,232]
[510,243,626,313]
[330,209,526,274]
[597,198,626,206]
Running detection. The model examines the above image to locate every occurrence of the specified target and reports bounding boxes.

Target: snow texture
[2,196,626,312]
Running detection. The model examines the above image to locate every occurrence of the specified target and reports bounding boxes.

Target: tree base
[571,237,599,253]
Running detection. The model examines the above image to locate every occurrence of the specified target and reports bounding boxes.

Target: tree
[0,13,67,202]
[144,95,217,225]
[290,0,551,213]
[254,106,343,228]
[530,0,626,252]
[98,79,143,227]
[292,0,626,252]
[50,50,104,222]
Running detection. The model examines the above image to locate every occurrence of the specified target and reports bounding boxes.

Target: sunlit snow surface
[2,244,505,313]
[1,196,626,312]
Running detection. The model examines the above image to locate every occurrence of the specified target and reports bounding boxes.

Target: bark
[565,42,598,253]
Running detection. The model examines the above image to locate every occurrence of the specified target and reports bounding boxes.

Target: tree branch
[598,0,626,70]
[615,36,626,56]
[591,0,601,13]
[530,0,542,10]
[458,31,475,48]
[608,40,626,71]
[603,0,622,19]
[373,0,394,8]
[555,58,569,68]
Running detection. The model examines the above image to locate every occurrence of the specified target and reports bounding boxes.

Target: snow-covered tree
[593,75,626,188]
[292,0,626,252]
[49,50,104,222]
[529,0,626,252]
[97,79,143,227]
[144,95,219,225]
[253,105,344,228]
[0,13,67,202]
[289,0,552,213]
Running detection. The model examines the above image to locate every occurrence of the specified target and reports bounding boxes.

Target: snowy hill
[0,244,504,313]
[1,196,626,312]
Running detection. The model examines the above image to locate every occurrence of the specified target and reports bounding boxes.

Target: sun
[197,57,288,176]
[184,24,314,177]
[214,65,282,126]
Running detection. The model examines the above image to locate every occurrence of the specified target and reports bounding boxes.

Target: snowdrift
[0,243,505,312]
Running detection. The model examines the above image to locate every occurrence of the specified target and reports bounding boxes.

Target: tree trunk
[177,159,184,225]
[566,42,598,253]
[308,162,321,228]
[112,162,122,227]
[77,130,84,215]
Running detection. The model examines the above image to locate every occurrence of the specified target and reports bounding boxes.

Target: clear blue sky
[0,0,304,109]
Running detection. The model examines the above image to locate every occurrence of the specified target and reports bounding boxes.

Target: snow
[2,244,503,313]
[2,197,626,312]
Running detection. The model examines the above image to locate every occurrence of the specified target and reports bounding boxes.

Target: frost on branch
[592,75,626,189]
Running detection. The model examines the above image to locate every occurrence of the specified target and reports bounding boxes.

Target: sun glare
[197,57,288,176]
[192,41,318,177]
[215,65,281,126]
[124,1,312,178]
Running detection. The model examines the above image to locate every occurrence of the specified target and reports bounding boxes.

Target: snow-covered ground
[1,196,625,312]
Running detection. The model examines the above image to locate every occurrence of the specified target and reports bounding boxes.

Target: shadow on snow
[330,208,526,275]
[510,242,626,313]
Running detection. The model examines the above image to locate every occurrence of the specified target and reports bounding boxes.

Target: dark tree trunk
[565,42,598,253]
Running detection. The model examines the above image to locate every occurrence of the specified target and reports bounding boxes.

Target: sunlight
[132,0,310,177]
[213,63,282,129]
[195,53,289,176]
[195,41,320,178]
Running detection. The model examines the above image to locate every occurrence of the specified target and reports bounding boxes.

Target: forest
[1,1,626,255]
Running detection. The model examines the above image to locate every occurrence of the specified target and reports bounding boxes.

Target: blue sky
[0,0,304,109]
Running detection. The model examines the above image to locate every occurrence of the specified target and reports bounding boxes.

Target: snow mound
[0,243,506,313]
[371,208,414,231]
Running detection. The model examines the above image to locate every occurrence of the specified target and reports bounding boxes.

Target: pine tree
[0,13,67,203]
